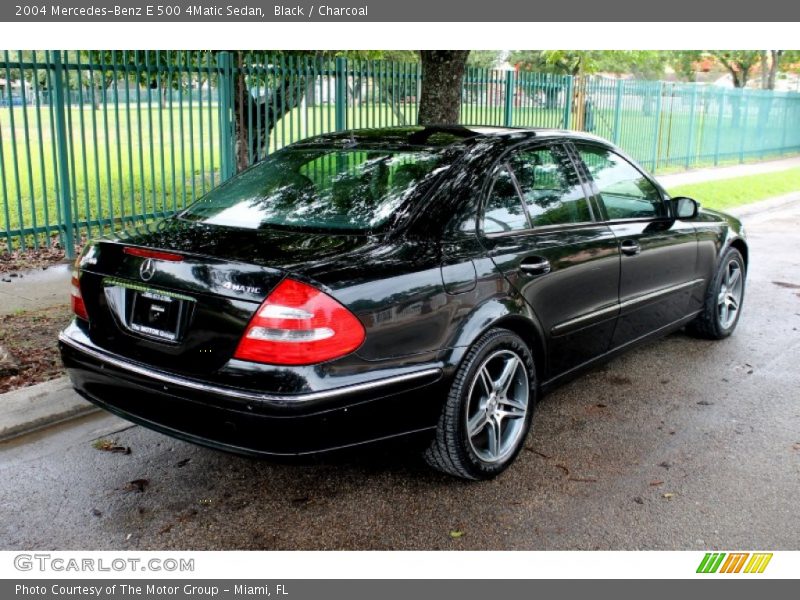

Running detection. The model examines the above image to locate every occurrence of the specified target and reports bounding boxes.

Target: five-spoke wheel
[717,259,744,330]
[466,350,529,464]
[424,328,536,480]
[689,246,746,339]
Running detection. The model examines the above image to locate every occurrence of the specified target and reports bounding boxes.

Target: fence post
[713,88,725,165]
[51,51,74,259]
[562,75,573,129]
[684,85,699,169]
[612,79,624,144]
[217,51,235,180]
[779,95,789,153]
[650,82,664,172]
[335,57,348,131]
[504,70,515,127]
[738,89,748,164]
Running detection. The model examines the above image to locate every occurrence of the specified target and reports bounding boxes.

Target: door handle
[520,257,551,275]
[620,239,641,256]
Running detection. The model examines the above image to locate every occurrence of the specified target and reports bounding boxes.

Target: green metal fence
[2,50,800,257]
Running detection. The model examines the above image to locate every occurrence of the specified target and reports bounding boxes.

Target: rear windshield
[179,148,451,231]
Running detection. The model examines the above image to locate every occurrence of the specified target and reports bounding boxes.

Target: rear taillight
[70,270,89,321]
[234,278,365,366]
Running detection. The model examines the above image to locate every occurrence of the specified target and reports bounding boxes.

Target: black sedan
[60,126,748,480]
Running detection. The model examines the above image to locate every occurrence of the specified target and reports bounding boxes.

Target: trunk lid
[76,219,372,375]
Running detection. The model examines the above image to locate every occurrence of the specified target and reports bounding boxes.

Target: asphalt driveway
[1,202,798,551]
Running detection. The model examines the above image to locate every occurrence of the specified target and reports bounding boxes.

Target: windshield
[180,148,451,231]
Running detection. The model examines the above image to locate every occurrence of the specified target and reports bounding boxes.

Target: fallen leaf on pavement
[650,480,664,486]
[123,479,149,493]
[92,439,131,453]
[449,530,465,539]
[177,509,198,523]
[662,492,676,500]
[525,447,552,459]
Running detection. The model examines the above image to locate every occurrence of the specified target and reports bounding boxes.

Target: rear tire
[687,247,746,340]
[424,328,536,480]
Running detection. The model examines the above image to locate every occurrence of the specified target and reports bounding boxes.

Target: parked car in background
[60,126,748,480]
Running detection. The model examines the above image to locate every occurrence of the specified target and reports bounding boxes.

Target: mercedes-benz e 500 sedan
[60,126,748,479]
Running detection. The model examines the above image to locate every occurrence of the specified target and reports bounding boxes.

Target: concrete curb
[657,155,800,189]
[0,376,98,442]
[726,191,800,219]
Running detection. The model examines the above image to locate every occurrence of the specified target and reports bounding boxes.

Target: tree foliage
[705,51,763,88]
[509,50,669,79]
[466,51,504,68]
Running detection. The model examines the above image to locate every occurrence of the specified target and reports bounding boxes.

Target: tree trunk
[304,78,316,107]
[417,51,469,126]
[233,64,251,172]
[544,85,559,109]
[232,52,313,172]
[768,50,782,90]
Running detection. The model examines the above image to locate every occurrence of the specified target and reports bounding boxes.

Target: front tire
[688,247,746,339]
[424,328,536,480]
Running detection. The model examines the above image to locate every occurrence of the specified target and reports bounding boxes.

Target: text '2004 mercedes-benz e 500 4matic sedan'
[59,126,748,480]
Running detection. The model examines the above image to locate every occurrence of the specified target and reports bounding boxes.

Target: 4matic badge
[222,280,262,294]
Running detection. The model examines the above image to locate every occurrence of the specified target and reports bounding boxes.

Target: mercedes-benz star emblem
[139,258,156,282]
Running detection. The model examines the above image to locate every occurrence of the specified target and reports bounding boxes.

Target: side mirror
[672,196,699,220]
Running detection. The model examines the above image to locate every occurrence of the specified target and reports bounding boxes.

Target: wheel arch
[728,237,749,270]
[440,297,548,382]
[490,314,546,379]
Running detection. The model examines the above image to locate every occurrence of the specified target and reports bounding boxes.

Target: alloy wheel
[717,259,744,329]
[465,349,530,464]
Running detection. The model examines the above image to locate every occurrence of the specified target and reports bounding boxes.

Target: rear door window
[482,165,529,233]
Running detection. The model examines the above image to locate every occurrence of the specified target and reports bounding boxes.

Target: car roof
[289,125,613,151]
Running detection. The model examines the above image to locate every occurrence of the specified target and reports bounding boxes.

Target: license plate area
[103,278,196,344]
[129,290,184,342]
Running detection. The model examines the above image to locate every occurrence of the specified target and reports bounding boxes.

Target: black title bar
[2,0,800,22]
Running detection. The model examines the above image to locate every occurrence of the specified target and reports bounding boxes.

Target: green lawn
[668,168,800,211]
[0,104,221,249]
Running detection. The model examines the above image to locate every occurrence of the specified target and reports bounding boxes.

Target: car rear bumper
[59,331,446,456]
